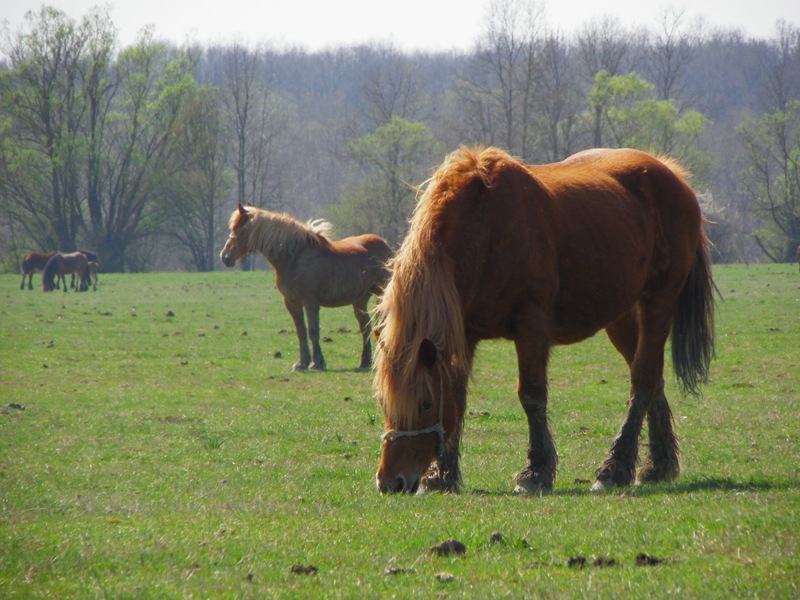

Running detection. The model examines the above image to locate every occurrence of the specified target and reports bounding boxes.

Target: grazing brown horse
[42,252,89,293]
[220,204,392,370]
[374,146,715,494]
[20,251,56,290]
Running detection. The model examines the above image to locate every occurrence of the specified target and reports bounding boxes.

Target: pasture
[0,265,798,598]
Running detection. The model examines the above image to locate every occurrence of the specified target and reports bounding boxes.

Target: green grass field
[1,264,798,598]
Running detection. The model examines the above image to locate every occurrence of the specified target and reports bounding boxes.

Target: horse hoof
[635,459,680,485]
[591,479,613,493]
[419,477,460,494]
[308,362,326,371]
[513,473,553,495]
[292,362,309,372]
[513,482,552,495]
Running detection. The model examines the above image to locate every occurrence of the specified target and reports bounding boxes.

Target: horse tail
[671,229,716,396]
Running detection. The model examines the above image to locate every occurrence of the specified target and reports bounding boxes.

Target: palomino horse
[220,204,392,371]
[374,146,715,494]
[71,250,100,290]
[42,252,89,293]
[20,251,56,290]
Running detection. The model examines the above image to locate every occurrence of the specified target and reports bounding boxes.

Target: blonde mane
[373,147,500,428]
[234,206,331,259]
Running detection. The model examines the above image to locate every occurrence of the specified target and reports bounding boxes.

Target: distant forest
[1,2,799,272]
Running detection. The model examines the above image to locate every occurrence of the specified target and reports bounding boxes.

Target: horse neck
[250,212,316,264]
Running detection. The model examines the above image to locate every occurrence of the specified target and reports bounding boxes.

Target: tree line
[1,1,799,272]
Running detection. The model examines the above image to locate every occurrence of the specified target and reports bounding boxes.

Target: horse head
[220,203,253,267]
[375,337,463,494]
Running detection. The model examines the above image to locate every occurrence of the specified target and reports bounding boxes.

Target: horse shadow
[293,367,372,375]
[469,476,792,498]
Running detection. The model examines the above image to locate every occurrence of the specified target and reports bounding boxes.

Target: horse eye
[421,399,432,413]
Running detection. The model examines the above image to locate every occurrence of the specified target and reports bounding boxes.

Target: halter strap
[380,362,448,459]
[225,231,242,255]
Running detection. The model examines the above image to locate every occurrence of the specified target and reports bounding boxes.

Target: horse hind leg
[636,383,680,485]
[595,310,679,490]
[353,300,372,370]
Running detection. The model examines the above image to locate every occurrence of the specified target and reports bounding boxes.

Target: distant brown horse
[85,261,100,291]
[43,252,89,293]
[220,204,392,370]
[374,146,715,494]
[20,251,56,290]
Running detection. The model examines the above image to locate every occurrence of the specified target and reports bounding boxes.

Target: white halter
[380,361,448,459]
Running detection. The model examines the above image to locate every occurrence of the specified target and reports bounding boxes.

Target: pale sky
[1,0,797,52]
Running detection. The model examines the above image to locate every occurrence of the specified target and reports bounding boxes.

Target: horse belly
[551,228,652,344]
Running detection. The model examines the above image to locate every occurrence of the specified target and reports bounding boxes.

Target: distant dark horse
[20,252,56,290]
[43,252,89,293]
[374,146,715,494]
[220,204,392,370]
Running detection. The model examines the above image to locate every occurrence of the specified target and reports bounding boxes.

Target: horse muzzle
[376,471,421,494]
[220,248,237,268]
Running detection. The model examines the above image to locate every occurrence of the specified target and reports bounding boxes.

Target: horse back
[22,251,56,273]
[449,148,702,344]
[281,233,392,307]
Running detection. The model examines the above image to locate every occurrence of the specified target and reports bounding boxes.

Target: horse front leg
[513,330,557,494]
[305,301,326,371]
[284,298,311,371]
[353,299,372,370]
[420,434,462,494]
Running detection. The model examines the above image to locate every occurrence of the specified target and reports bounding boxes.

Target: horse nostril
[378,475,406,494]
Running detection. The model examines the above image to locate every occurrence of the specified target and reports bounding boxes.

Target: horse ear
[238,203,248,218]
[418,338,438,370]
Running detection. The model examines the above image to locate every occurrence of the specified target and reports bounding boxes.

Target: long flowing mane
[373,148,501,428]
[233,206,333,257]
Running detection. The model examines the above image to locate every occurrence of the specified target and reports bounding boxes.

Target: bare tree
[362,47,428,128]
[576,16,635,80]
[761,20,800,113]
[158,86,232,271]
[219,45,289,209]
[535,32,583,161]
[457,0,547,158]
[218,44,289,269]
[645,7,704,104]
